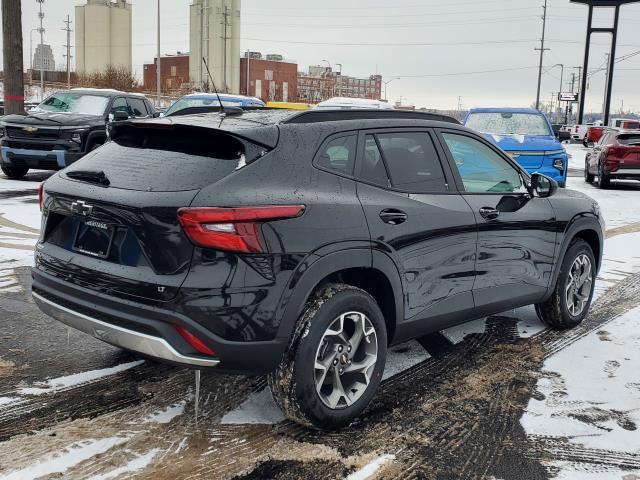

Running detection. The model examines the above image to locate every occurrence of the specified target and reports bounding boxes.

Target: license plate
[72,220,115,259]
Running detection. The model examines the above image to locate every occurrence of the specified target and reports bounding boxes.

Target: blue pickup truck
[464,107,568,187]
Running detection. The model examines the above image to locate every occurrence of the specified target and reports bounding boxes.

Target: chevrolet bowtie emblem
[22,126,38,133]
[70,200,94,217]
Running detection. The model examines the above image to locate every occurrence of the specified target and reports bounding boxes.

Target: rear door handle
[479,207,500,220]
[379,209,408,225]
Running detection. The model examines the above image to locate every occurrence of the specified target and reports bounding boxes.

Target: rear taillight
[174,325,216,356]
[37,183,44,211]
[177,205,305,253]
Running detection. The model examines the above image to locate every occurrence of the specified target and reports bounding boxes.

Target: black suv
[32,109,604,429]
[0,88,155,179]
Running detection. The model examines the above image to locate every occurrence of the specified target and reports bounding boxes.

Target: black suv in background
[32,109,604,430]
[0,88,155,179]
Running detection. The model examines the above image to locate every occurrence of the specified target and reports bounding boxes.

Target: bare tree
[2,0,25,114]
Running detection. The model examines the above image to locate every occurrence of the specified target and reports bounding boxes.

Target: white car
[315,97,394,110]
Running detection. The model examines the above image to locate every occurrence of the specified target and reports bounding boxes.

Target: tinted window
[442,133,526,194]
[316,135,356,175]
[127,97,148,117]
[111,97,129,115]
[376,132,448,192]
[618,134,640,145]
[359,135,389,187]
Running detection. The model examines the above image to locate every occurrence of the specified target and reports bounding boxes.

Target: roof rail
[282,109,460,125]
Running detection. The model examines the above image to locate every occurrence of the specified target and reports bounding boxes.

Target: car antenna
[202,57,225,117]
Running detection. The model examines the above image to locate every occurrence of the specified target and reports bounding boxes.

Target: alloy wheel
[314,311,378,409]
[565,254,593,316]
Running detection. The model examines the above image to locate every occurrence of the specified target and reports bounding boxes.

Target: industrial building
[33,44,55,71]
[75,0,132,74]
[143,52,190,91]
[239,52,297,102]
[189,0,241,93]
[297,66,382,103]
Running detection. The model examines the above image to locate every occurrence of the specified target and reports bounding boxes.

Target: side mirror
[152,111,162,118]
[111,110,129,122]
[531,173,558,198]
[558,131,571,142]
[587,141,595,148]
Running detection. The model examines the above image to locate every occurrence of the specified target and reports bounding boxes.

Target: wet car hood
[481,133,564,153]
[2,111,105,127]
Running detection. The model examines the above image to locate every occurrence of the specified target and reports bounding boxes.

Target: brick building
[297,66,382,103]
[143,52,190,91]
[239,52,298,102]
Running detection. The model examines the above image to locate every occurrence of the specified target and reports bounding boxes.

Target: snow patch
[442,318,487,343]
[86,448,160,480]
[18,360,144,396]
[0,437,128,480]
[382,340,431,380]
[143,401,186,424]
[221,388,285,425]
[345,454,395,480]
[521,306,640,454]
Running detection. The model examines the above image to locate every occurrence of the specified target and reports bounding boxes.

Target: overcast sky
[4,0,640,111]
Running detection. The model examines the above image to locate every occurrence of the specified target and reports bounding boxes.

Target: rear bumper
[31,267,287,373]
[0,145,83,170]
[33,291,220,367]
[607,167,640,179]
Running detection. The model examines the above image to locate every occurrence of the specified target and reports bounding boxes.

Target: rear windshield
[63,126,246,192]
[618,134,640,145]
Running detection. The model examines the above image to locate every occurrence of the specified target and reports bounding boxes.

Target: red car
[585,130,640,188]
[582,126,606,147]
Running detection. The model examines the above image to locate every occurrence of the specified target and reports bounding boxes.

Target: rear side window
[376,132,448,192]
[618,134,640,145]
[127,97,148,117]
[316,135,357,175]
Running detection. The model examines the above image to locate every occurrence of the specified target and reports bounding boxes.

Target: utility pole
[2,0,25,115]
[156,0,161,106]
[574,66,582,124]
[245,49,250,96]
[602,53,611,122]
[37,0,45,101]
[62,15,72,90]
[535,0,549,110]
[457,96,463,111]
[220,4,231,93]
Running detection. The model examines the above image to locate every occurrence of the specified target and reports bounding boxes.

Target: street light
[383,77,400,101]
[550,63,564,122]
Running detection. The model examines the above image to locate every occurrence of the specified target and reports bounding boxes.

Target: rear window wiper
[65,170,110,186]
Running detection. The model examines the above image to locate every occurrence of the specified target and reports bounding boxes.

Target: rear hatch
[617,133,640,165]
[38,121,274,302]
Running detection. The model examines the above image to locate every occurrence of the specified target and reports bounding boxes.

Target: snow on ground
[0,437,129,480]
[345,454,396,480]
[521,306,640,477]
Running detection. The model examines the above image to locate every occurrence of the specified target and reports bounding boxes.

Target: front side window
[375,132,448,192]
[110,97,129,115]
[33,93,109,116]
[466,112,552,136]
[316,135,357,175]
[127,97,148,117]
[441,133,526,194]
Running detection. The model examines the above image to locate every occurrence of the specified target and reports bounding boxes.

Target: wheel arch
[548,215,603,295]
[276,249,404,345]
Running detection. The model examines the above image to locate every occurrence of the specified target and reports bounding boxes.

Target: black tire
[584,159,594,183]
[535,238,596,329]
[596,161,610,189]
[268,283,387,430]
[1,164,29,179]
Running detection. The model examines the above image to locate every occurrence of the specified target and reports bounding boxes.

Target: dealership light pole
[37,0,45,100]
[535,0,549,110]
